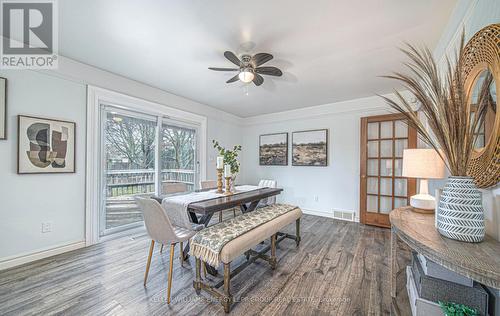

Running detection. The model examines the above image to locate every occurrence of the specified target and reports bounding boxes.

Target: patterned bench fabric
[190,204,300,267]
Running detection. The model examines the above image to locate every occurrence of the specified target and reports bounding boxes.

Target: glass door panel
[360,114,417,227]
[101,108,156,235]
[98,106,201,238]
[160,122,198,195]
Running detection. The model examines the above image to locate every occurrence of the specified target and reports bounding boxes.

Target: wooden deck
[0,214,411,315]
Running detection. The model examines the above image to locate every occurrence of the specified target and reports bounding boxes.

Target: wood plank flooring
[0,214,411,315]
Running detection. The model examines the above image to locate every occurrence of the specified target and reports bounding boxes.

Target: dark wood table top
[188,187,283,214]
[390,206,500,289]
[152,187,283,215]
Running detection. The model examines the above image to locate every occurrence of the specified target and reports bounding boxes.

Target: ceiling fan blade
[252,53,273,66]
[252,73,264,86]
[255,66,283,77]
[226,74,240,83]
[224,51,241,66]
[208,67,239,71]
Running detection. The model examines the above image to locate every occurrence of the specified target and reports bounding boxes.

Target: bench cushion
[220,207,302,263]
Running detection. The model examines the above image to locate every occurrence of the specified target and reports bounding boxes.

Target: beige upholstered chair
[162,182,188,195]
[258,179,277,206]
[200,180,217,189]
[135,197,197,304]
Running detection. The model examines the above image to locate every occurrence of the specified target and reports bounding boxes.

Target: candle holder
[224,176,233,195]
[216,168,224,193]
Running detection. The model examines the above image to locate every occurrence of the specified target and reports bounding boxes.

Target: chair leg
[233,208,236,217]
[167,244,175,304]
[160,244,164,253]
[144,240,155,286]
[219,211,223,222]
[179,242,183,267]
[202,262,207,279]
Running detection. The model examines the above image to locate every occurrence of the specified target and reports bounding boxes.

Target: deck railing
[106,169,195,197]
[104,169,195,229]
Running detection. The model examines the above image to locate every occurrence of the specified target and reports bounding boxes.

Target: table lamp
[402,149,446,213]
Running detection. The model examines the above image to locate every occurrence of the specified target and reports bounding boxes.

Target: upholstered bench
[191,204,302,313]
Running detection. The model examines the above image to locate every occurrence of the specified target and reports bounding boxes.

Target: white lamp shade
[402,149,446,179]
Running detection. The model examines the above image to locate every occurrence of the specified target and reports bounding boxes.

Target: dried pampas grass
[379,33,490,176]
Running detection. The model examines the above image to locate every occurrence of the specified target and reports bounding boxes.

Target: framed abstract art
[18,115,76,174]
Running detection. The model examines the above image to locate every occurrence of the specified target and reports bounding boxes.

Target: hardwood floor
[0,214,411,315]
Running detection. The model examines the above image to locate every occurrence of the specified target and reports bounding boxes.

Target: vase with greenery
[380,34,487,242]
[213,140,242,190]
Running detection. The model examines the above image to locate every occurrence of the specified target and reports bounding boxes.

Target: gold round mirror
[463,24,500,188]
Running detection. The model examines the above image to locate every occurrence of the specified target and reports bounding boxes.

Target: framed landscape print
[292,129,328,166]
[259,132,288,166]
[18,115,76,174]
[0,77,6,140]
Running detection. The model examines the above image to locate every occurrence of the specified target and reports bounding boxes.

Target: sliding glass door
[100,105,199,236]
[160,121,198,195]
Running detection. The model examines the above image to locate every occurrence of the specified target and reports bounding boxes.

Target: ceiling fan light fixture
[238,68,254,83]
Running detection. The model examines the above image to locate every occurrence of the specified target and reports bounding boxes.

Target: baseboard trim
[302,208,359,222]
[0,241,86,271]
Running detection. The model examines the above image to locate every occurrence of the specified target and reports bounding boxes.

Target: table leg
[188,211,199,224]
[240,204,248,213]
[199,213,214,227]
[182,213,214,260]
[390,228,398,298]
[241,200,260,213]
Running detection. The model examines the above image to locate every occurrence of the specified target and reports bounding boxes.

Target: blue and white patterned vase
[436,176,485,243]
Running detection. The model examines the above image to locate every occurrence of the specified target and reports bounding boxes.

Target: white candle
[216,156,224,169]
[224,164,231,177]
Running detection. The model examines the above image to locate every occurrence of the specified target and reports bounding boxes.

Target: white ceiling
[60,0,456,117]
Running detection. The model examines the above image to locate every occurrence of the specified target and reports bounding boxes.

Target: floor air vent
[333,210,355,222]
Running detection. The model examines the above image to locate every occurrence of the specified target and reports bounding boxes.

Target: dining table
[152,186,283,275]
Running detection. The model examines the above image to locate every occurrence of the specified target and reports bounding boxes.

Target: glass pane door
[160,121,198,195]
[360,115,417,227]
[101,107,157,235]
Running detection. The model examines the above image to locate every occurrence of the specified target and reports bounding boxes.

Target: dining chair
[258,179,277,207]
[135,197,198,304]
[162,182,188,195]
[200,180,217,189]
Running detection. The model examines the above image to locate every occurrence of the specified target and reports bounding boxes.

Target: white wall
[240,95,391,219]
[0,69,87,261]
[0,57,242,267]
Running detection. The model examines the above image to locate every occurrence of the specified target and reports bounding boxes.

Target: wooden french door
[360,114,417,228]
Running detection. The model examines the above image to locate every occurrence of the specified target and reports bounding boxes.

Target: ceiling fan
[209,51,283,86]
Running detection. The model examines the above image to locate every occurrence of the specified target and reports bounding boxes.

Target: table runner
[161,185,259,229]
[190,204,300,267]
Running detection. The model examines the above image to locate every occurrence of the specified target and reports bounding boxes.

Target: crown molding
[240,93,403,126]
